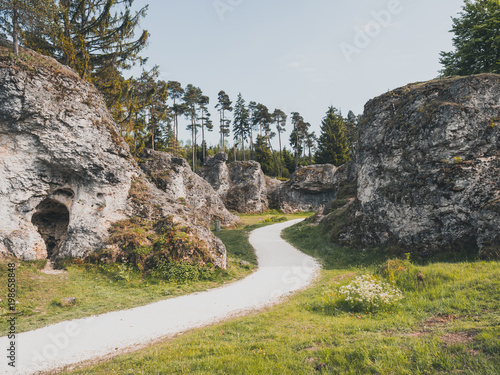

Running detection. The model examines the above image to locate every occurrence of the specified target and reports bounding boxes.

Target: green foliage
[40,0,149,80]
[232,93,250,159]
[254,135,274,175]
[149,258,221,283]
[315,106,351,166]
[216,90,232,149]
[260,216,287,224]
[0,0,57,55]
[440,0,500,75]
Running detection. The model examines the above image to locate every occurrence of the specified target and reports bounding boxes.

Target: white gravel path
[0,219,320,374]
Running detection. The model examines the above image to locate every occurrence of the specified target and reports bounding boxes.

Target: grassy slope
[64,221,500,375]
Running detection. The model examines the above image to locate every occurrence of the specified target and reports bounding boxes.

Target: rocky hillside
[333,74,500,255]
[0,46,227,268]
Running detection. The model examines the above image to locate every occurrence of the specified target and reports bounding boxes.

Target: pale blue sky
[131,0,465,148]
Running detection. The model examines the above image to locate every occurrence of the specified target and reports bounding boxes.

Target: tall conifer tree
[315,106,350,166]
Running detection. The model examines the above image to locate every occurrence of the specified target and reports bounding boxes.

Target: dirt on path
[0,219,320,374]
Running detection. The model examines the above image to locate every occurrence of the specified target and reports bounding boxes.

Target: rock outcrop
[199,153,354,214]
[271,164,354,213]
[138,149,239,227]
[197,152,231,199]
[198,154,269,213]
[336,74,500,255]
[225,161,269,213]
[0,49,227,267]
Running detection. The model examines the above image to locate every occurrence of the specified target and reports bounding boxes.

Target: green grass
[63,221,500,374]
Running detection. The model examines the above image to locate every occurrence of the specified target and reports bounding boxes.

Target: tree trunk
[150,108,155,151]
[249,127,253,160]
[12,6,19,56]
[201,108,205,163]
[278,129,283,178]
[242,136,245,161]
[295,129,299,170]
[192,120,195,171]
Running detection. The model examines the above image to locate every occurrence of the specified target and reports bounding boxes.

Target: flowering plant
[338,274,403,312]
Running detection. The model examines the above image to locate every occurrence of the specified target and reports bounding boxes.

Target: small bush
[336,275,403,312]
[261,216,287,224]
[379,253,420,291]
[149,257,221,283]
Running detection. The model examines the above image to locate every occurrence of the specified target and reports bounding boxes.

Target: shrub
[337,275,403,312]
[149,257,220,283]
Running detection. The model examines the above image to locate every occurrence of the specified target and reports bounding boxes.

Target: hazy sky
[131,0,465,148]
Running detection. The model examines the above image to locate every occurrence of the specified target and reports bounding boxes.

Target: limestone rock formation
[226,160,269,213]
[197,152,231,199]
[0,52,227,267]
[272,164,350,213]
[137,149,239,227]
[336,74,500,255]
[198,153,269,213]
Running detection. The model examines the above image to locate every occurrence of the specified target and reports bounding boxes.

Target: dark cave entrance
[31,199,70,259]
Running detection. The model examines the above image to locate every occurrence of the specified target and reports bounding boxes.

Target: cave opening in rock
[31,199,70,258]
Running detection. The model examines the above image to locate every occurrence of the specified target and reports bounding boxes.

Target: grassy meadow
[62,219,500,375]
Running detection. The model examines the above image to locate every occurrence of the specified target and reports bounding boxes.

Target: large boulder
[198,154,269,213]
[0,48,227,268]
[197,152,231,199]
[337,74,500,255]
[137,149,239,227]
[226,161,269,213]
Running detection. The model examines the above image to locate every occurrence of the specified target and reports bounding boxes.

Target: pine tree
[273,109,287,177]
[440,0,500,75]
[254,135,273,176]
[198,95,213,163]
[344,110,360,160]
[168,81,185,156]
[30,0,149,80]
[248,101,258,159]
[184,84,202,171]
[0,0,56,55]
[233,93,250,161]
[216,90,232,151]
[305,131,317,164]
[315,106,350,166]
[289,112,309,169]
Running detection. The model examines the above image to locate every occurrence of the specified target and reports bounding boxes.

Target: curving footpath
[0,219,320,374]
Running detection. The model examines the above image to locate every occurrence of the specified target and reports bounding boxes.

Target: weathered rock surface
[138,149,239,227]
[225,161,269,213]
[198,154,269,213]
[0,55,227,267]
[272,164,352,213]
[336,74,500,255]
[197,152,231,199]
[199,153,354,214]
